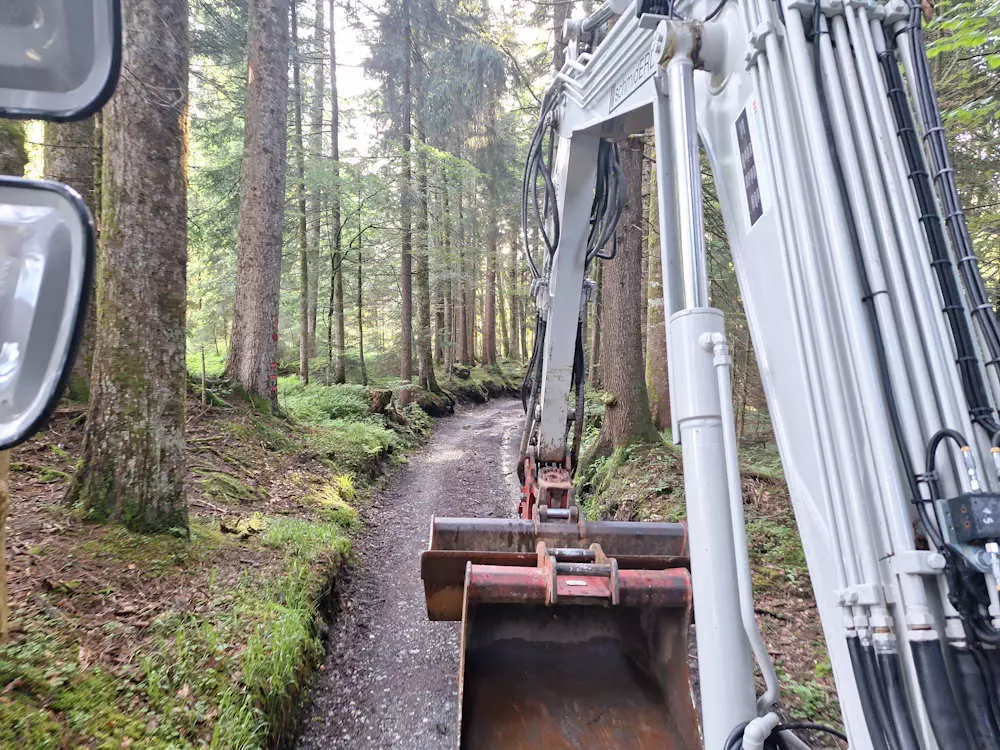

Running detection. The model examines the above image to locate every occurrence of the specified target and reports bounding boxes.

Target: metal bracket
[745,21,774,70]
[837,582,884,607]
[882,0,909,24]
[891,550,947,576]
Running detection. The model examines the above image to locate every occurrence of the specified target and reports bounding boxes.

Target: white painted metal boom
[523,0,1000,747]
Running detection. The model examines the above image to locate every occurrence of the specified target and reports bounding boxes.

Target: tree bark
[0,123,26,175]
[414,92,439,392]
[552,0,570,73]
[508,234,520,360]
[645,149,670,429]
[329,0,346,383]
[593,137,657,453]
[483,212,498,365]
[45,117,98,390]
[398,0,414,393]
[589,263,603,388]
[67,0,189,532]
[292,1,309,384]
[307,0,325,358]
[456,188,470,364]
[227,0,289,409]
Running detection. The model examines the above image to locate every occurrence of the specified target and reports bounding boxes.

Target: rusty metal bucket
[421,516,700,749]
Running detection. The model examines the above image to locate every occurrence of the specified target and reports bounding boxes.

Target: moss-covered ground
[2,362,500,748]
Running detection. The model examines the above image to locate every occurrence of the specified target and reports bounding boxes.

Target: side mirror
[0,178,94,450]
[0,0,121,121]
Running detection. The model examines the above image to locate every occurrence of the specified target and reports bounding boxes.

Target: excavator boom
[425,0,1000,747]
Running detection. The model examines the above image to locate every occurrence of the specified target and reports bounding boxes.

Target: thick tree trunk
[593,138,657,453]
[0,123,26,175]
[45,117,98,390]
[227,0,289,409]
[329,0,346,383]
[645,151,670,429]
[292,2,309,384]
[398,0,414,392]
[307,0,325,357]
[67,0,189,532]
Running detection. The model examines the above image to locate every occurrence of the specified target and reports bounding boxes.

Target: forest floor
[0,364,520,749]
[295,399,523,750]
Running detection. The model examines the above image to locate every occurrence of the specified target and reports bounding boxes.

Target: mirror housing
[0,0,121,121]
[0,178,94,450]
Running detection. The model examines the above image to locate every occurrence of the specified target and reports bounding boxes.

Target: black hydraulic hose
[952,644,1000,749]
[847,635,892,750]
[875,648,921,750]
[859,638,903,749]
[911,639,977,749]
[905,6,1000,379]
[877,44,1000,436]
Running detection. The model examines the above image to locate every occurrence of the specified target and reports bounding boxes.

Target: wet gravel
[295,399,523,750]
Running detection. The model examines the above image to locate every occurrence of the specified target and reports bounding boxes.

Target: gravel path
[296,398,524,750]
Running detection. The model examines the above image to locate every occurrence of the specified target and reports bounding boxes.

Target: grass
[2,363,444,748]
[1,514,352,749]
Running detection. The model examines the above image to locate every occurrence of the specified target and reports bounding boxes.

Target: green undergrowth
[2,374,434,747]
[436,360,522,403]
[1,513,349,749]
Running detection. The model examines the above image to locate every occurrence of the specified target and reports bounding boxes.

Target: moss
[39,467,72,484]
[304,483,360,529]
[195,470,262,505]
[0,632,172,748]
[77,522,228,577]
[66,374,91,404]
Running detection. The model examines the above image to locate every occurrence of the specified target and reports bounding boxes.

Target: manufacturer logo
[609,51,656,113]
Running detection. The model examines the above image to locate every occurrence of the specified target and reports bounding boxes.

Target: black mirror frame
[0,0,122,123]
[0,178,95,451]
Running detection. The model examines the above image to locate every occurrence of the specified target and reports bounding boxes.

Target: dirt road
[296,398,524,750]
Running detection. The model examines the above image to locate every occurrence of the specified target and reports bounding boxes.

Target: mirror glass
[0,0,120,121]
[0,178,93,450]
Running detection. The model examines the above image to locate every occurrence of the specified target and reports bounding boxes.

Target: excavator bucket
[421,517,700,749]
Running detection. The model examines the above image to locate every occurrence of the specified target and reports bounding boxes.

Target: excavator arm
[425,1,1000,748]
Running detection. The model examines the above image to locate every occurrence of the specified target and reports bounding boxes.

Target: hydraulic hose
[877,42,1000,435]
[911,639,976,749]
[952,644,1000,749]
[875,647,921,750]
[859,637,902,748]
[846,635,891,750]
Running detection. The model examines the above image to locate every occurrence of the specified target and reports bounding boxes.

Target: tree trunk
[645,149,670,429]
[356,183,368,385]
[414,96,439,392]
[483,212,498,365]
[292,1,309,384]
[509,234,520,360]
[0,123,26,175]
[329,0,346,383]
[456,188,470,364]
[553,0,570,73]
[307,0,325,358]
[226,0,289,409]
[398,0,414,393]
[589,263,603,388]
[497,247,511,359]
[67,0,189,532]
[593,137,657,453]
[45,117,98,391]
